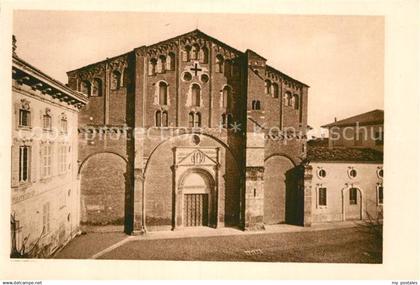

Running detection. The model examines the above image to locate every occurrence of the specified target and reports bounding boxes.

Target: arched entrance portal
[79,152,128,229]
[264,155,296,224]
[179,169,215,227]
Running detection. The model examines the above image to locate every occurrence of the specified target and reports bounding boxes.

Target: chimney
[12,35,17,56]
[334,117,337,122]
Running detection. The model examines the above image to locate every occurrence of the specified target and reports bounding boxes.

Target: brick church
[67,29,309,234]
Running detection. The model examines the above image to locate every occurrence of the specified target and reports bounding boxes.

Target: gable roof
[307,146,383,162]
[322,109,384,128]
[67,29,308,87]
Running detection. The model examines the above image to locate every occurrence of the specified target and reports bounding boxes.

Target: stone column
[243,132,265,231]
[303,164,313,227]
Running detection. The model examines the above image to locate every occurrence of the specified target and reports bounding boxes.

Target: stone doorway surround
[173,145,220,229]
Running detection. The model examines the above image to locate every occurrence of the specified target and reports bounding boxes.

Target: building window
[42,202,50,234]
[252,100,261,110]
[318,187,327,206]
[157,55,166,73]
[191,84,201,107]
[188,112,201,128]
[189,112,194,128]
[60,113,68,133]
[199,47,209,64]
[159,82,168,105]
[59,145,67,174]
[272,83,279,98]
[285,92,293,106]
[375,131,384,145]
[349,168,357,178]
[182,46,191,62]
[349,188,358,205]
[215,54,224,73]
[191,44,199,60]
[222,86,232,109]
[265,80,271,95]
[92,78,103,97]
[155,110,162,127]
[162,111,168,127]
[148,58,157,75]
[377,167,384,178]
[111,70,121,90]
[377,185,383,205]
[42,109,52,130]
[166,53,175,71]
[194,112,201,127]
[80,80,91,96]
[19,109,30,127]
[317,169,327,178]
[41,144,52,178]
[19,146,30,183]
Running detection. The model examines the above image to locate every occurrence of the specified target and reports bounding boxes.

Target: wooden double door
[183,194,209,227]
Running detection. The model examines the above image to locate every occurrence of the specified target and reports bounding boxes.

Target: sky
[13,11,384,134]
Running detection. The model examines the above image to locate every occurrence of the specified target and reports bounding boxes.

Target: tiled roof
[322,109,384,128]
[307,146,383,162]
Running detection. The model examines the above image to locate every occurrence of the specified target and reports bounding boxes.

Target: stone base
[244,223,265,231]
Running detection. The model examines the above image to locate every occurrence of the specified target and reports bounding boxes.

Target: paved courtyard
[54,222,382,263]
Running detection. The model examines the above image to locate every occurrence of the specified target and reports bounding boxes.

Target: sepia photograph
[9,10,385,263]
[1,0,419,281]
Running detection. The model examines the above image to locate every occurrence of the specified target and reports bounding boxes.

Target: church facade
[67,30,309,233]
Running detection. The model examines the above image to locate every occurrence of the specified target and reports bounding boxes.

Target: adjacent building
[66,29,309,233]
[301,111,384,226]
[11,38,87,257]
[322,109,384,152]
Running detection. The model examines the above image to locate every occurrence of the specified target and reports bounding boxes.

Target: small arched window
[183,46,191,62]
[252,100,261,110]
[194,112,201,127]
[265,80,271,95]
[166,53,175,71]
[188,112,195,127]
[92,78,102,97]
[157,55,166,73]
[272,83,279,98]
[221,113,227,128]
[149,58,157,75]
[191,84,201,107]
[191,44,199,60]
[285,92,293,106]
[81,80,91,96]
[159,82,168,105]
[293,94,300,110]
[162,111,168,127]
[215,54,224,73]
[222,86,232,109]
[199,47,209,64]
[155,110,161,127]
[111,70,121,90]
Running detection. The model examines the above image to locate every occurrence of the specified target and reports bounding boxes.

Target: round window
[192,134,200,145]
[349,169,357,178]
[200,74,209,83]
[318,169,326,178]
[378,168,384,178]
[182,72,192,81]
